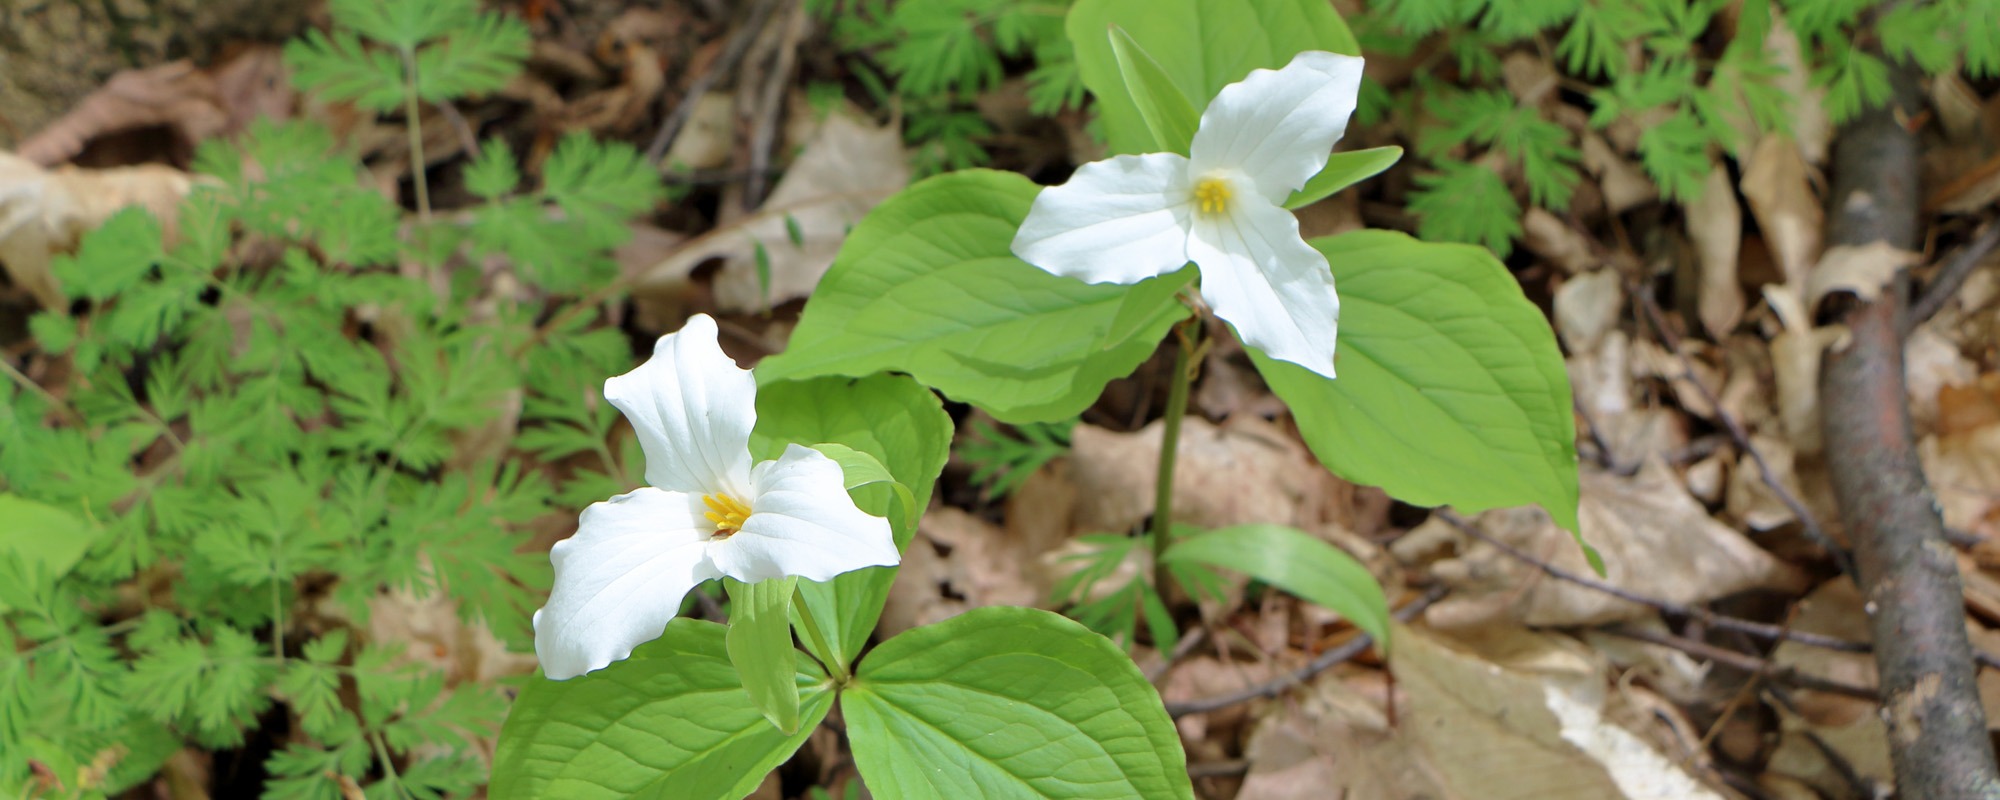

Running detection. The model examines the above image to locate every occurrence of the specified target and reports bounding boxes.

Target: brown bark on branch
[1819,71,2000,799]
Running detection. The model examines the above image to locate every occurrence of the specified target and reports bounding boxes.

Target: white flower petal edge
[604,314,756,498]
[533,488,720,680]
[710,443,900,583]
[1189,200,1340,376]
[1189,51,1366,203]
[1011,152,1194,284]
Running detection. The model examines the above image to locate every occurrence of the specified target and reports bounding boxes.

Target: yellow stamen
[1194,177,1232,216]
[702,493,752,538]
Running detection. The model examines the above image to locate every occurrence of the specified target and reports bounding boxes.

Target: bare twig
[1819,65,2000,798]
[1909,221,2000,331]
[1629,284,1856,578]
[1164,586,1446,718]
[643,0,781,167]
[1596,625,1877,700]
[431,100,480,161]
[1143,626,1210,684]
[1439,511,2000,669]
[1187,759,1250,779]
[740,0,805,209]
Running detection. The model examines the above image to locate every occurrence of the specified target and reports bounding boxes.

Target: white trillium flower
[1012,51,1365,379]
[532,314,899,680]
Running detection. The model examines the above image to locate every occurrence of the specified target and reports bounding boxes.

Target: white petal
[711,444,898,583]
[604,314,756,497]
[1189,51,1365,203]
[1012,152,1196,284]
[1189,198,1340,378]
[533,488,722,679]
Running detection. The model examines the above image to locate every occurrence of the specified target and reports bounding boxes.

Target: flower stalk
[1151,316,1199,598]
[792,588,851,685]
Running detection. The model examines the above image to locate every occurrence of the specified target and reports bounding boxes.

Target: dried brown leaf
[642,103,907,312]
[1808,241,1920,308]
[1393,625,1727,799]
[1429,458,1803,629]
[1685,165,1744,337]
[1,152,201,308]
[1554,268,1623,354]
[18,61,227,166]
[1067,416,1344,534]
[1522,207,1597,275]
[1740,135,1823,291]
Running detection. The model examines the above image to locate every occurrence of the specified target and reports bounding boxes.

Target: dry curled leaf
[17,61,227,166]
[1808,241,1920,308]
[1741,135,1822,292]
[1427,458,1803,629]
[642,102,908,313]
[1,152,202,307]
[1392,625,1727,800]
[1685,165,1744,338]
[1067,416,1346,535]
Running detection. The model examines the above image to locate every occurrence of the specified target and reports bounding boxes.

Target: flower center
[701,493,752,538]
[1194,177,1233,216]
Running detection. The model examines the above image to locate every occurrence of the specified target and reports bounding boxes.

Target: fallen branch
[1164,586,1446,718]
[1819,68,2000,798]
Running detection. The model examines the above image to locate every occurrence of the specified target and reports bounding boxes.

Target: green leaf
[412,11,531,102]
[465,137,520,200]
[52,207,164,302]
[1108,26,1198,154]
[751,374,951,671]
[0,494,101,613]
[1283,145,1404,209]
[844,607,1192,799]
[283,30,408,112]
[331,0,476,51]
[808,443,918,531]
[724,577,801,735]
[1068,0,1359,155]
[1252,230,1582,538]
[1409,161,1521,257]
[1163,525,1390,648]
[758,170,1193,423]
[492,619,832,800]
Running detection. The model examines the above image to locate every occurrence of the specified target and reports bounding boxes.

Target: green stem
[271,579,285,667]
[792,588,850,685]
[401,48,431,221]
[1151,318,1197,598]
[371,732,414,800]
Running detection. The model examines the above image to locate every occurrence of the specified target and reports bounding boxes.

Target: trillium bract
[1012,50,1364,379]
[532,314,899,680]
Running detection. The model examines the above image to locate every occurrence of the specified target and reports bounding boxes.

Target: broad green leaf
[1252,230,1583,539]
[844,607,1192,799]
[492,619,831,800]
[1163,524,1390,648]
[1108,26,1198,154]
[1283,146,1404,209]
[724,577,801,734]
[756,170,1194,423]
[1069,0,1359,155]
[751,374,951,671]
[0,494,101,613]
[809,442,919,531]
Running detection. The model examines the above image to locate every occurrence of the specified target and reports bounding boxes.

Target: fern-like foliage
[812,0,1081,174]
[1,3,660,795]
[1375,0,1991,255]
